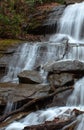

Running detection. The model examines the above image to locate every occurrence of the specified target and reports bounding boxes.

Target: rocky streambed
[0,42,84,130]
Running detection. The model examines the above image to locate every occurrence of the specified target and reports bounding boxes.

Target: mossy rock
[0,39,22,57]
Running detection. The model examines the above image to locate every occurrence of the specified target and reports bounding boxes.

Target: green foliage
[0,14,10,25]
[0,0,65,39]
[0,13,23,38]
[26,0,65,5]
[55,0,65,4]
[25,0,43,6]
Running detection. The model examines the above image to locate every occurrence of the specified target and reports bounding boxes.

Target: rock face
[0,83,50,106]
[44,5,66,34]
[0,63,7,79]
[49,89,72,107]
[44,60,84,89]
[49,73,74,87]
[26,5,66,35]
[18,70,43,84]
[44,60,84,73]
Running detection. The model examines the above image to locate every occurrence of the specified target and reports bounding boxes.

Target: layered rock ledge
[44,60,84,73]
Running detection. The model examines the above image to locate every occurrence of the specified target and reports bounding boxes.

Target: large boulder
[48,73,74,87]
[18,70,43,84]
[0,83,50,106]
[44,60,84,73]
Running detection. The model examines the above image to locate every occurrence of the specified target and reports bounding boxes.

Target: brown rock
[0,83,50,106]
[23,116,74,130]
[49,73,74,87]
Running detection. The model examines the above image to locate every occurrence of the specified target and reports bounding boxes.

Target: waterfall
[1,43,84,83]
[67,77,84,106]
[4,92,14,115]
[50,2,84,43]
[0,42,68,83]
[1,43,40,83]
[4,101,13,115]
[5,106,75,130]
[2,2,84,130]
[23,43,39,70]
[64,45,84,61]
[76,115,84,130]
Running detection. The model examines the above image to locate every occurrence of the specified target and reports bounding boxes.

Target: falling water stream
[50,2,84,43]
[1,1,84,130]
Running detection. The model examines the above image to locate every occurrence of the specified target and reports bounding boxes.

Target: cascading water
[5,75,84,130]
[2,2,84,130]
[0,42,68,83]
[1,43,41,83]
[64,45,84,61]
[50,2,84,43]
[67,77,84,106]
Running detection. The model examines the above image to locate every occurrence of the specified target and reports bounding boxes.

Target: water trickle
[39,65,48,84]
[67,77,84,107]
[76,114,84,130]
[23,43,39,70]
[4,92,14,114]
[63,45,84,61]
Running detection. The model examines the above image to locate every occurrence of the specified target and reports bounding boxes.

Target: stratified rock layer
[44,60,84,73]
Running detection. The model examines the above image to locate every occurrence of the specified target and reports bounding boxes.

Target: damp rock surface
[0,83,50,106]
[44,60,84,73]
[48,73,74,87]
[18,70,43,84]
[49,89,73,107]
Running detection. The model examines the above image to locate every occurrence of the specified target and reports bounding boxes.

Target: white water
[64,45,84,61]
[1,43,39,83]
[67,77,84,106]
[0,42,68,83]
[50,2,84,43]
[4,101,13,114]
[4,92,14,114]
[5,106,84,130]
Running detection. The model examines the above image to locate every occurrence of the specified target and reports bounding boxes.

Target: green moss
[0,39,21,51]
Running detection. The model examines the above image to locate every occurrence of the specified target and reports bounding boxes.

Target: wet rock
[0,48,15,55]
[44,5,66,34]
[44,60,84,74]
[49,89,73,107]
[0,63,7,79]
[0,83,50,106]
[34,42,67,68]
[23,115,75,130]
[48,73,74,87]
[72,109,84,116]
[18,70,43,84]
